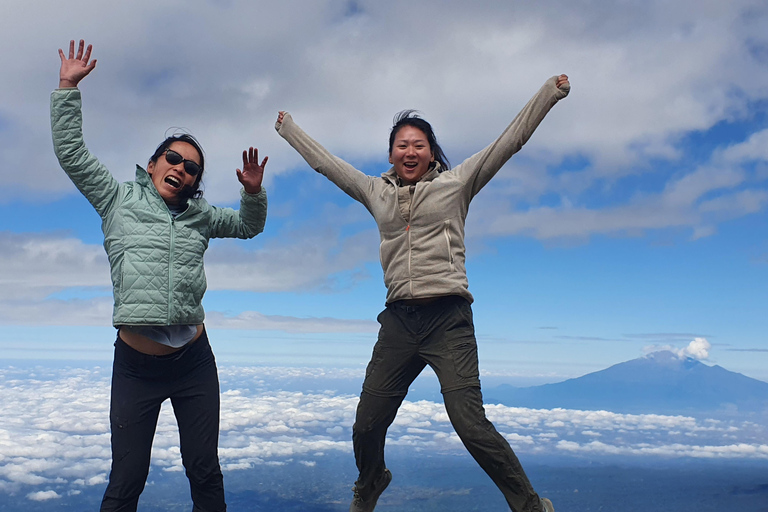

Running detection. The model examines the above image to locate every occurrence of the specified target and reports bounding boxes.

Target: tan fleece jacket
[276,76,569,304]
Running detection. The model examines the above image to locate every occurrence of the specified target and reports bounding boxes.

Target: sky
[0,0,767,382]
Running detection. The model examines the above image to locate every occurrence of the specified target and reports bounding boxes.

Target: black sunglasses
[163,149,202,177]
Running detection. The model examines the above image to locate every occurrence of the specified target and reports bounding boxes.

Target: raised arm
[457,74,570,198]
[206,190,268,240]
[51,40,119,217]
[207,147,268,239]
[275,112,377,210]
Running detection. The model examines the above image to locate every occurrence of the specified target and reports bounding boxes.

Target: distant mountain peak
[641,350,701,370]
[645,349,688,363]
[486,351,768,417]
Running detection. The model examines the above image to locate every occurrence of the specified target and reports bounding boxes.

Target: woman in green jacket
[52,40,268,512]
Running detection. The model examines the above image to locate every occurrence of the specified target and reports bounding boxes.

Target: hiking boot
[349,468,392,512]
[541,497,555,512]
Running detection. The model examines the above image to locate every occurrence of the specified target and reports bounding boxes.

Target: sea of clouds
[1,364,767,502]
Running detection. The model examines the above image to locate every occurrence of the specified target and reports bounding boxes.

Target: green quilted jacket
[51,88,267,326]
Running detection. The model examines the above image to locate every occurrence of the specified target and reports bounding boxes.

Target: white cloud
[0,230,379,330]
[204,226,379,293]
[1,0,767,206]
[26,490,61,501]
[0,232,110,301]
[556,439,768,458]
[678,337,712,361]
[468,156,766,241]
[720,128,768,163]
[205,310,377,333]
[644,337,713,361]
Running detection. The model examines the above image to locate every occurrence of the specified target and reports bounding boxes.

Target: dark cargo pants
[101,329,226,512]
[352,296,543,512]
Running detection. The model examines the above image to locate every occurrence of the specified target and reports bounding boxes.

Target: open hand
[236,147,268,194]
[59,40,97,88]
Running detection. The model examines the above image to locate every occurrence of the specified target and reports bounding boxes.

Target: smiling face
[389,125,434,185]
[146,141,201,205]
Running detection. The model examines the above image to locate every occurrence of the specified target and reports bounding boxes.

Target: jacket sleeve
[50,88,120,217]
[275,113,377,210]
[454,76,569,199]
[207,187,268,239]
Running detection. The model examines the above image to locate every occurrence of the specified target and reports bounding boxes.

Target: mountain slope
[484,351,768,416]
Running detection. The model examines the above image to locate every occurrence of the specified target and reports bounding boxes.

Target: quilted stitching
[51,89,267,326]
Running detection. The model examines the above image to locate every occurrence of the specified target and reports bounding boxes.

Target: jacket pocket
[443,220,455,272]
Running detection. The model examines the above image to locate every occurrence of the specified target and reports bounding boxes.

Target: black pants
[352,296,543,512]
[100,330,226,512]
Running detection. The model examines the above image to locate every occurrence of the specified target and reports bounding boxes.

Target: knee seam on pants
[440,383,481,394]
[361,387,408,399]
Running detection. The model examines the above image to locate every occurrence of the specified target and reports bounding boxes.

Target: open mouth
[403,162,418,169]
[164,175,182,189]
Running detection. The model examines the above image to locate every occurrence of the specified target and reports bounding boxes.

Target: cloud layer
[1,365,766,500]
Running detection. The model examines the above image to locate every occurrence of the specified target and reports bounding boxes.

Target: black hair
[388,110,450,171]
[148,133,205,200]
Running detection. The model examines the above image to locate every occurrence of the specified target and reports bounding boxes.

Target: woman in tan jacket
[276,74,569,512]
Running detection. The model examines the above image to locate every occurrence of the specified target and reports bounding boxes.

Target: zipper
[167,213,175,324]
[443,220,455,271]
[407,224,413,296]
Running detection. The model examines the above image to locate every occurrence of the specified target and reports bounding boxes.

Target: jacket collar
[135,165,198,215]
[381,162,443,186]
[136,165,154,186]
